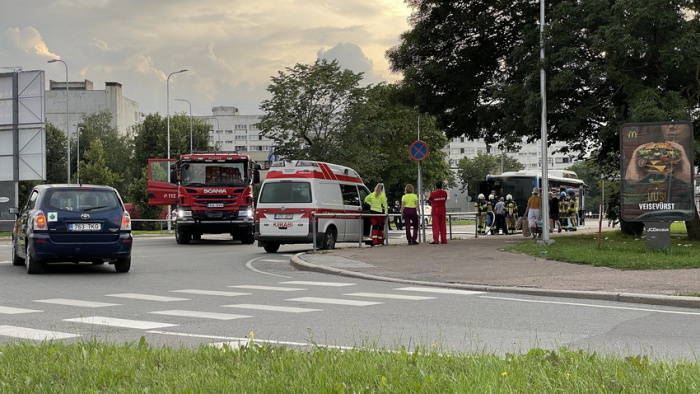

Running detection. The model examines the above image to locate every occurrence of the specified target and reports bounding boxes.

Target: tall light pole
[166,69,187,160]
[539,0,552,244]
[48,59,70,183]
[175,98,193,153]
[76,126,83,184]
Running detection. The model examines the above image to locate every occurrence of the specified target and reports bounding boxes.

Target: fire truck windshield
[180,162,247,186]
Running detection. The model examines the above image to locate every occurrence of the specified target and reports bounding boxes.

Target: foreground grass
[1,341,699,393]
[508,225,700,270]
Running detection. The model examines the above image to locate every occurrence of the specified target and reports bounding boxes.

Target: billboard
[620,122,695,222]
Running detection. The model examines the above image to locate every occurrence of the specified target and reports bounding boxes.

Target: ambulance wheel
[321,227,337,250]
[264,243,280,253]
[175,228,191,244]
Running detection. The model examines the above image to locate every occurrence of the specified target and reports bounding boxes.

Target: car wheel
[114,257,131,273]
[175,228,191,244]
[321,227,337,250]
[264,243,280,253]
[25,244,42,274]
[241,231,255,245]
[12,238,24,266]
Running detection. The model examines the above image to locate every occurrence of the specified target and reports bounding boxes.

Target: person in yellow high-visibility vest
[364,183,388,246]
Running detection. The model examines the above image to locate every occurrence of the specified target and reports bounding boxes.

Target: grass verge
[507,224,700,270]
[1,341,699,392]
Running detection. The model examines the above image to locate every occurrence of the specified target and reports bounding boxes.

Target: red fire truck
[147,152,260,244]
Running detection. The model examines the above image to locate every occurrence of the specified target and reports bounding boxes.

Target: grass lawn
[1,341,700,392]
[507,222,700,270]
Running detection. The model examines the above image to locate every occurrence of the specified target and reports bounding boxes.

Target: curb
[290,253,700,309]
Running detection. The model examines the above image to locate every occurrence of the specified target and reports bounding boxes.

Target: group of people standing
[363,181,449,247]
[526,188,580,235]
[475,192,519,235]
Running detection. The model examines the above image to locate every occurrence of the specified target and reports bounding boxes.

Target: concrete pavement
[291,222,700,309]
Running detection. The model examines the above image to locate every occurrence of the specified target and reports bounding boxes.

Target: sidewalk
[291,222,700,309]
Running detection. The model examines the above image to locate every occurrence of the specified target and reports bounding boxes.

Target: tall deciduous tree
[78,139,122,187]
[259,59,367,161]
[388,0,700,162]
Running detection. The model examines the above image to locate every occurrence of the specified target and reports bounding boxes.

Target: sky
[1,0,412,116]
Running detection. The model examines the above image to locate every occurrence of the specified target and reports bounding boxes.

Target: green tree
[75,112,133,194]
[388,0,700,161]
[259,59,367,161]
[456,152,524,199]
[46,121,68,183]
[78,139,122,187]
[342,83,453,201]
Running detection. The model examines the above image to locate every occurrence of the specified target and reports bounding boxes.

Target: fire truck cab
[147,152,260,244]
[255,160,371,253]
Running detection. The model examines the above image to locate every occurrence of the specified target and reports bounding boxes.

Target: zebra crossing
[0,280,485,342]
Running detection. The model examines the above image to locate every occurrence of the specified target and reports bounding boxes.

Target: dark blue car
[10,184,133,274]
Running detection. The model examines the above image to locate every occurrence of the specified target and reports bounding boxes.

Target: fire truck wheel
[264,243,280,253]
[241,232,255,244]
[321,227,337,250]
[175,228,191,244]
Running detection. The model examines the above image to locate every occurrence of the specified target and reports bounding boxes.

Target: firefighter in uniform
[504,194,518,234]
[475,193,490,235]
[559,191,571,231]
[567,189,578,231]
[364,183,388,246]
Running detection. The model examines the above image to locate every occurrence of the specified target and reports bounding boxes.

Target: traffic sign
[409,140,429,161]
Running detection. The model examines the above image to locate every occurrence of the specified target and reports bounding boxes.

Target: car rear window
[46,189,121,212]
[259,182,312,204]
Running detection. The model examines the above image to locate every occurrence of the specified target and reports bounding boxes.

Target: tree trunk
[685,204,700,240]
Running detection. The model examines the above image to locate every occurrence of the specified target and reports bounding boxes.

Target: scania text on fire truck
[147,152,261,244]
[255,160,372,253]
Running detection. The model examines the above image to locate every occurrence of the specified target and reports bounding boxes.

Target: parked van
[254,160,371,253]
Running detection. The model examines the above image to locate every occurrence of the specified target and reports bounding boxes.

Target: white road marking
[344,292,435,300]
[105,293,190,302]
[0,325,79,340]
[150,310,251,320]
[228,285,306,292]
[395,287,485,295]
[287,297,381,306]
[170,289,250,297]
[145,330,354,350]
[481,296,700,315]
[281,281,355,287]
[245,257,293,278]
[222,304,321,313]
[64,316,178,329]
[259,259,288,263]
[35,299,121,308]
[0,306,42,314]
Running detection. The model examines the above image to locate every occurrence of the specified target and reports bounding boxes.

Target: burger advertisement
[620,122,694,223]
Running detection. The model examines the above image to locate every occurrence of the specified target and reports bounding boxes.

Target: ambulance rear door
[256,180,313,239]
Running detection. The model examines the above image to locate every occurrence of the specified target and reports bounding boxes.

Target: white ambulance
[254,160,371,253]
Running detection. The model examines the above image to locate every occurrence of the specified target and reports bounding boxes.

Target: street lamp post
[175,98,193,153]
[165,69,187,233]
[76,126,83,184]
[166,69,187,161]
[48,59,70,183]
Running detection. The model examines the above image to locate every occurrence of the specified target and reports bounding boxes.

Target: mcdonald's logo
[627,129,638,139]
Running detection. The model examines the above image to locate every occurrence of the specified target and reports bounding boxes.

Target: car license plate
[69,223,101,231]
[207,203,224,208]
[274,213,293,219]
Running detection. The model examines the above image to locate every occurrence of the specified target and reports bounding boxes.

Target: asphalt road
[0,235,699,359]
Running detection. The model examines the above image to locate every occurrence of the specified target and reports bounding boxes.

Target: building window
[249,135,260,141]
[250,124,259,130]
[235,135,247,140]
[235,124,247,130]
[235,145,246,151]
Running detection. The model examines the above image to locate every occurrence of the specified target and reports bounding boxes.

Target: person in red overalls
[428,180,448,244]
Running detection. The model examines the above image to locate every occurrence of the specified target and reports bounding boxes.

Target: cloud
[0,27,60,59]
[317,42,384,85]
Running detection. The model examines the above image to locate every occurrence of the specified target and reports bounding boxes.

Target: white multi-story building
[45,80,143,136]
[195,106,273,167]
